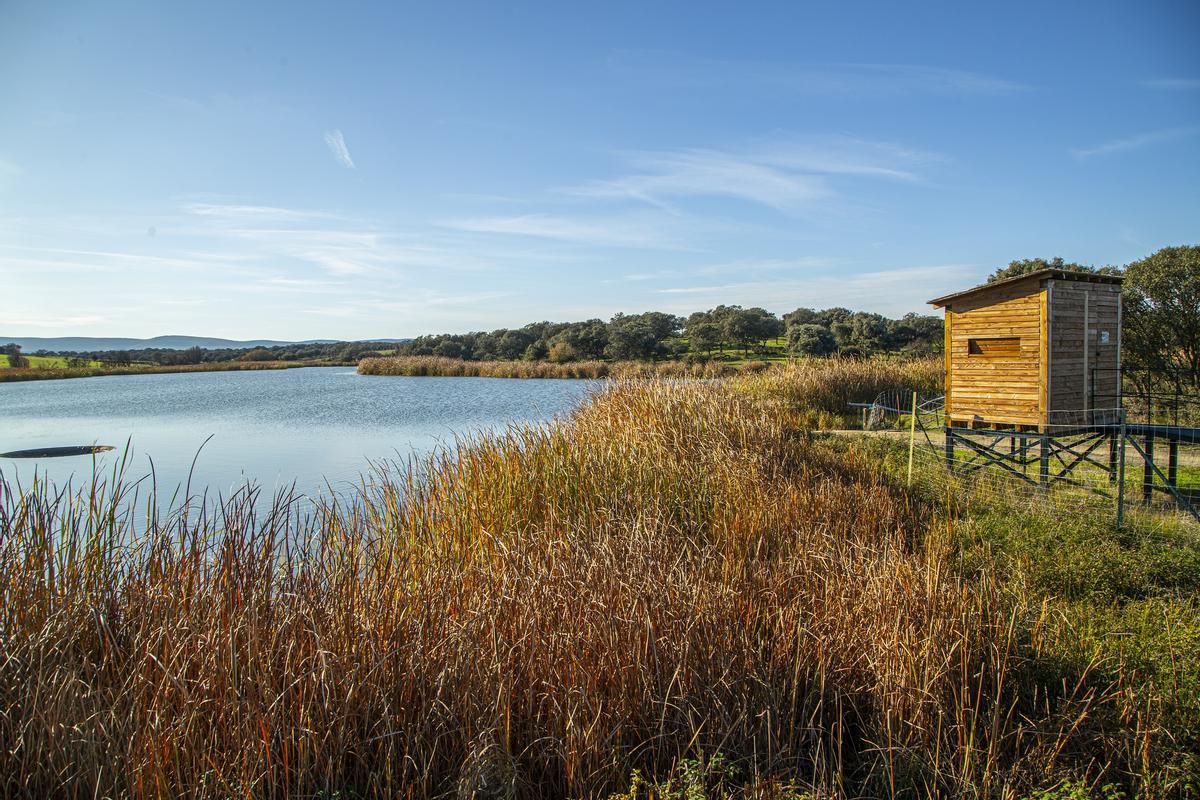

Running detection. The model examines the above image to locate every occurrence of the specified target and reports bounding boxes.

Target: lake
[0,368,596,501]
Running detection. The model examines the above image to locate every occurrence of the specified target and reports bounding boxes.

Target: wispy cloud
[836,63,1027,95]
[145,89,213,114]
[758,139,940,181]
[442,137,937,264]
[698,256,833,274]
[0,312,111,329]
[180,201,581,277]
[565,137,940,213]
[444,213,688,249]
[623,270,683,282]
[323,129,356,169]
[224,276,351,295]
[7,201,583,287]
[2,199,612,338]
[1141,78,1200,90]
[608,52,1028,97]
[0,244,252,276]
[569,149,828,212]
[304,290,513,319]
[1072,127,1200,159]
[185,203,344,224]
[650,264,977,317]
[181,203,393,276]
[620,257,832,283]
[658,283,747,295]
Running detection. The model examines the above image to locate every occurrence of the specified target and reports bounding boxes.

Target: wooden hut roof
[928,269,1123,308]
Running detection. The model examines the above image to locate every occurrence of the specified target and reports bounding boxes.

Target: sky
[1,0,1198,341]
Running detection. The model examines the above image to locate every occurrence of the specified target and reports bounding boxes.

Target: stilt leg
[1108,433,1118,484]
[1169,439,1179,495]
[1039,435,1050,488]
[1116,421,1127,529]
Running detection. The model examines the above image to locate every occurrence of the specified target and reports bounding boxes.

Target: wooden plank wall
[1049,281,1121,423]
[945,280,1043,426]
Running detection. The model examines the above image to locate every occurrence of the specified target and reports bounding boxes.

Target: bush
[547,341,578,363]
[238,347,275,362]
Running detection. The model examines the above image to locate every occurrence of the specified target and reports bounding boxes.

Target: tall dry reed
[733,357,943,428]
[0,377,1159,798]
[357,355,736,380]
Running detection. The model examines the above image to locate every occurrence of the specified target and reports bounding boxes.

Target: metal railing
[1090,367,1200,427]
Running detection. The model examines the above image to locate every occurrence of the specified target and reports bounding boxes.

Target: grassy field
[687,335,791,364]
[1,359,1196,798]
[0,354,105,369]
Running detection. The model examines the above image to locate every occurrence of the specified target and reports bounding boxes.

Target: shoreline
[0,360,354,383]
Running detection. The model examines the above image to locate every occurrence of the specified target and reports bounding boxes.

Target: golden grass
[357,355,737,379]
[0,364,1168,798]
[732,356,944,428]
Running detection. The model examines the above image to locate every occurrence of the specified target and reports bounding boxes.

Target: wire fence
[1091,366,1200,427]
[853,391,1200,536]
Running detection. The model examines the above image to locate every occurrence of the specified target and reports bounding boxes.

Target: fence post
[1039,434,1050,488]
[1116,411,1127,529]
[1168,438,1179,496]
[1143,431,1155,505]
[1108,430,1118,484]
[907,391,917,487]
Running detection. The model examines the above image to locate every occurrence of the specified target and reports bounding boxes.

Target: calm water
[0,368,595,501]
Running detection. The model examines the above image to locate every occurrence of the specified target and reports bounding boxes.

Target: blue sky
[1,0,1197,340]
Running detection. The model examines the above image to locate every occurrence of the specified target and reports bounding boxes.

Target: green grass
[823,432,1200,794]
[0,354,105,369]
[681,336,792,364]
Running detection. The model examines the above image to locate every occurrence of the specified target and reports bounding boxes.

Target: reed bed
[357,355,736,379]
[0,360,348,383]
[733,357,943,428]
[0,374,1169,798]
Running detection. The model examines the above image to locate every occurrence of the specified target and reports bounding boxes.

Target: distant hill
[0,335,404,352]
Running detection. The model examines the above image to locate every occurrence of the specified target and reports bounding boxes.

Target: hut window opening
[968,337,1020,357]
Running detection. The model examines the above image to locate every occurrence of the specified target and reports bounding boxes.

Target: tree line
[398,304,945,364]
[8,244,1196,375]
[9,341,387,368]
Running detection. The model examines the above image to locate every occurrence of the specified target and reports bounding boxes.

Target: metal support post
[1116,413,1127,529]
[1143,432,1155,505]
[1168,439,1179,487]
[1108,432,1118,484]
[1039,434,1051,488]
